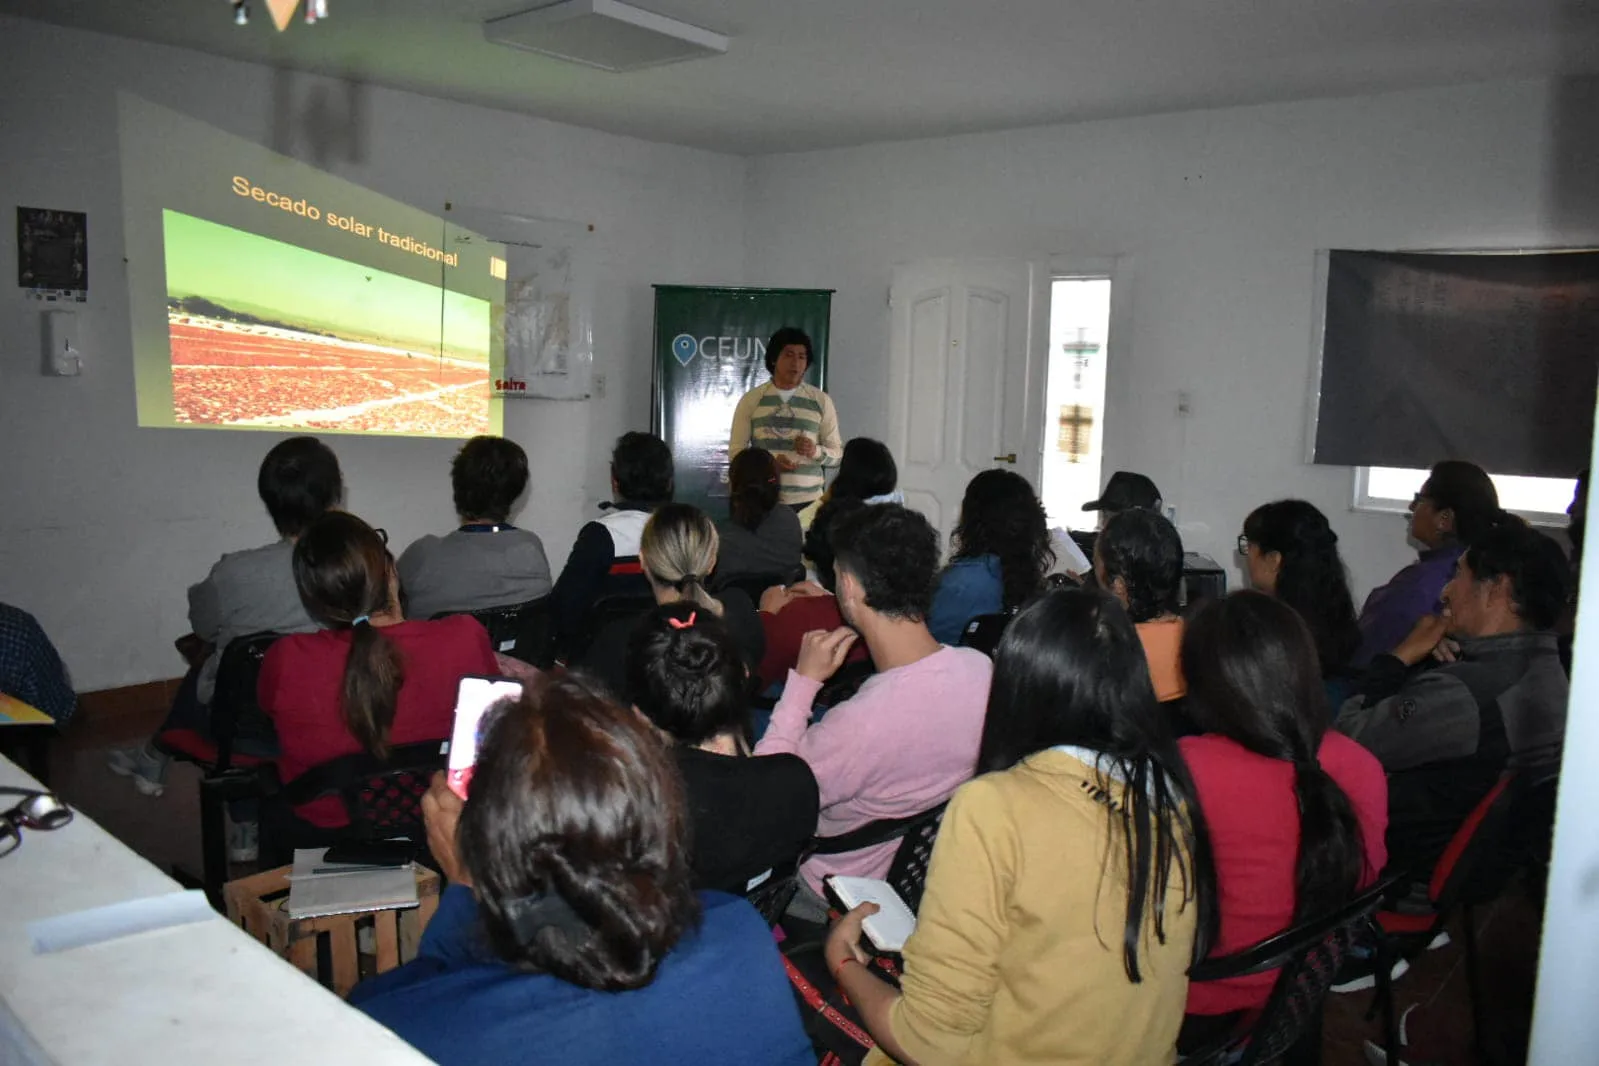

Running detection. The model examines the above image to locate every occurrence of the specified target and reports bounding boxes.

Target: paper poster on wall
[445,205,596,401]
[17,207,88,301]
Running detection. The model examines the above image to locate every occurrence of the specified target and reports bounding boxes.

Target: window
[1038,277,1112,530]
[1354,467,1578,528]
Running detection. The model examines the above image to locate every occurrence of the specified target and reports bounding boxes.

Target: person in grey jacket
[1335,517,1570,877]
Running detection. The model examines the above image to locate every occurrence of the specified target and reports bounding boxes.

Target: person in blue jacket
[349,676,813,1066]
[927,469,1053,644]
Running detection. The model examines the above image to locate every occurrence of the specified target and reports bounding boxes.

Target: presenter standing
[729,326,842,509]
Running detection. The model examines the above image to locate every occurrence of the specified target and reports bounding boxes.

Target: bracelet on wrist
[831,956,861,982]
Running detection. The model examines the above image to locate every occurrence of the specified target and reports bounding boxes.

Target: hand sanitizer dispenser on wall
[42,310,82,377]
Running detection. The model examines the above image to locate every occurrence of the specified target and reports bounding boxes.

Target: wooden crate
[224,864,441,997]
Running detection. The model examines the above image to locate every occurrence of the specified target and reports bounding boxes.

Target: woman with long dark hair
[824,587,1210,1064]
[714,447,804,585]
[627,603,817,893]
[259,511,498,835]
[796,436,900,533]
[1239,499,1362,682]
[926,468,1053,644]
[350,678,814,1064]
[1178,591,1387,1020]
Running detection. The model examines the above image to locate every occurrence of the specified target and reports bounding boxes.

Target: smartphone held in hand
[446,675,524,799]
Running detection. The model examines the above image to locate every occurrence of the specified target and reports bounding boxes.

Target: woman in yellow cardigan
[825,587,1215,1065]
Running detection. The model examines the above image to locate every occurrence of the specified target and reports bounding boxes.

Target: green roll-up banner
[652,285,834,514]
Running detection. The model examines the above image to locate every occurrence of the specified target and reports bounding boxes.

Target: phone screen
[446,675,524,798]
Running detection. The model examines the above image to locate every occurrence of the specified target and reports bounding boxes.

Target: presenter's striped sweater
[729,381,842,506]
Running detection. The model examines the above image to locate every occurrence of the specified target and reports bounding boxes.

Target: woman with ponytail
[259,511,497,835]
[627,603,817,893]
[1177,590,1387,1020]
[715,448,804,585]
[575,503,765,697]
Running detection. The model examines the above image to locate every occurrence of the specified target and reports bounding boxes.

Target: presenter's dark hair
[1182,591,1367,924]
[1098,509,1185,623]
[830,504,940,620]
[979,587,1213,981]
[291,511,403,758]
[1242,500,1360,676]
[952,469,1053,610]
[804,496,868,593]
[458,677,699,990]
[627,603,748,746]
[829,438,898,502]
[1461,516,1571,631]
[764,326,813,376]
[611,432,674,507]
[727,448,780,532]
[452,436,529,522]
[258,436,343,537]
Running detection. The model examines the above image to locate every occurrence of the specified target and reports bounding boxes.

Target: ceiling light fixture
[484,0,729,73]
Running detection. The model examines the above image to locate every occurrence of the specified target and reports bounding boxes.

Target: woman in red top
[756,495,870,687]
[1177,590,1387,1022]
[259,512,497,835]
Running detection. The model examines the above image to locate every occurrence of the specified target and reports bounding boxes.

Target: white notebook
[285,848,420,920]
[826,876,918,953]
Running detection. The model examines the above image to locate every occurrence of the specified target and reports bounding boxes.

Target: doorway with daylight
[1040,276,1112,530]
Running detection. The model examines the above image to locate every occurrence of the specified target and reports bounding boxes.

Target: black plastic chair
[267,739,449,856]
[959,612,1012,657]
[156,631,283,909]
[809,801,950,915]
[1182,875,1403,1066]
[434,596,553,668]
[560,593,658,664]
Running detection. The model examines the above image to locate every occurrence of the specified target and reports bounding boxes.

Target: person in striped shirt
[729,327,842,509]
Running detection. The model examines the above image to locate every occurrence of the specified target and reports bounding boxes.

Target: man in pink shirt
[755,504,993,905]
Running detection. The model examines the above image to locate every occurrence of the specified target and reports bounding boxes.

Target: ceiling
[6,0,1598,155]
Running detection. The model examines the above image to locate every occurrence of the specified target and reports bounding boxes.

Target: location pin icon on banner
[671,334,697,367]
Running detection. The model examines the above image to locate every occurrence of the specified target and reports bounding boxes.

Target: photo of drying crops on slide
[162,209,492,437]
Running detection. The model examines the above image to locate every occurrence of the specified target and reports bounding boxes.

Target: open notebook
[286,848,420,920]
[825,876,918,953]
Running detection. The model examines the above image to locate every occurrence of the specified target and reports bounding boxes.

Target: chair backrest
[211,631,285,763]
[563,593,657,663]
[1185,877,1392,1066]
[279,740,447,841]
[811,801,950,915]
[1429,772,1548,912]
[959,613,1011,657]
[435,597,554,668]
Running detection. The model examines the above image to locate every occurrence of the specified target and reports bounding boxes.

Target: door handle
[993,453,1017,464]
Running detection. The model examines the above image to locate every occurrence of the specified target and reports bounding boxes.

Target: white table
[0,755,436,1065]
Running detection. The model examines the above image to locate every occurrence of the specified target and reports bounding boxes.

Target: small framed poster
[18,207,88,300]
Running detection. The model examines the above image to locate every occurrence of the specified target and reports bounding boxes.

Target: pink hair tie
[668,611,697,630]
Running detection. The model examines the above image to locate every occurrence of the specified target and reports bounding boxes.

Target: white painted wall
[743,78,1599,595]
[0,16,747,690]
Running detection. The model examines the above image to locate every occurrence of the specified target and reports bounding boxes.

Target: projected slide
[120,95,505,438]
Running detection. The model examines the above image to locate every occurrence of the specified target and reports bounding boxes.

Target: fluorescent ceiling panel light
[484,0,729,73]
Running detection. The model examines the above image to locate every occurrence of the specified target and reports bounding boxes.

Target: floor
[32,701,1544,1066]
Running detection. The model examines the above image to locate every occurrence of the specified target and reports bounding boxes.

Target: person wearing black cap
[1083,471,1164,529]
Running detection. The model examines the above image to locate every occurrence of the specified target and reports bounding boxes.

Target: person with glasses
[729,327,842,510]
[1353,460,1499,668]
[258,512,498,855]
[107,437,344,808]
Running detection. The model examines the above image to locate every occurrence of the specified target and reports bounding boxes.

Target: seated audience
[0,602,76,724]
[627,603,818,894]
[349,679,814,1065]
[1178,591,1387,1020]
[824,587,1206,1065]
[927,468,1053,644]
[1239,499,1362,696]
[549,431,673,646]
[259,512,497,839]
[1355,460,1500,668]
[1335,517,1570,877]
[796,436,900,534]
[397,435,551,621]
[713,447,804,586]
[755,504,992,911]
[1095,508,1188,701]
[574,504,764,696]
[757,495,871,688]
[108,436,342,797]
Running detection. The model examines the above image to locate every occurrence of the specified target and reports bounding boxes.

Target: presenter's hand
[794,434,818,458]
[774,453,799,472]
[796,626,859,683]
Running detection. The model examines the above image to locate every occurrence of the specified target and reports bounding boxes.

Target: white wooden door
[888,259,1049,546]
